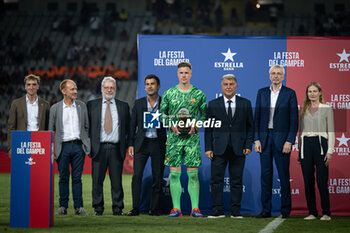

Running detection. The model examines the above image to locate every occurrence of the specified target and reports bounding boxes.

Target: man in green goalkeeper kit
[160,62,207,218]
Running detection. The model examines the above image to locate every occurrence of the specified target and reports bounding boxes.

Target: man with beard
[49,79,90,215]
[87,76,130,216]
[126,74,166,216]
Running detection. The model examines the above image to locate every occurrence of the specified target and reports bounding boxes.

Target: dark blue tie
[227,100,232,147]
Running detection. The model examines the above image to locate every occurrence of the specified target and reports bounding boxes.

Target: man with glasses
[254,65,298,219]
[87,77,130,216]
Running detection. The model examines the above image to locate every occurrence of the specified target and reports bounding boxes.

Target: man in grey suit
[87,77,130,216]
[7,74,50,158]
[49,79,90,216]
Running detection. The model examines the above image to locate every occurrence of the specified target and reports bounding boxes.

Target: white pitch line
[258,216,285,233]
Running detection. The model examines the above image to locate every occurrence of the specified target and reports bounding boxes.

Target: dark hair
[177,62,192,70]
[144,74,160,85]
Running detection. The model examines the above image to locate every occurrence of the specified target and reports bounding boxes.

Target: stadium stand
[0,0,349,149]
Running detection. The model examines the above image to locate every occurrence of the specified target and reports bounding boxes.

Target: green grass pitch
[0,173,349,232]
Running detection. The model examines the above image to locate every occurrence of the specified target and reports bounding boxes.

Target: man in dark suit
[126,74,166,216]
[7,74,50,158]
[205,74,253,218]
[49,79,90,216]
[254,65,298,219]
[87,76,130,216]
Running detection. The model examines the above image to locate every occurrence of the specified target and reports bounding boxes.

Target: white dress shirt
[26,95,39,131]
[100,98,119,143]
[62,101,80,141]
[223,95,236,117]
[268,85,282,129]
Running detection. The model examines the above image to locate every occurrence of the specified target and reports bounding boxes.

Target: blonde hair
[24,74,40,84]
[301,82,325,117]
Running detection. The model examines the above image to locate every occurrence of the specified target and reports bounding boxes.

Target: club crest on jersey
[191,98,196,104]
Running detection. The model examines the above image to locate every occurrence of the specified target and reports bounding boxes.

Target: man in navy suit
[254,65,298,219]
[126,74,166,216]
[205,74,253,218]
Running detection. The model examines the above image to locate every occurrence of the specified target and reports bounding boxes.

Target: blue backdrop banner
[137,35,288,215]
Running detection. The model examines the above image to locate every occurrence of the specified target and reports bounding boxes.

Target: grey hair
[101,76,116,87]
[221,74,237,85]
[269,65,285,75]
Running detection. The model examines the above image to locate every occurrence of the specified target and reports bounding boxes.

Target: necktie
[104,100,112,134]
[227,100,233,147]
[227,100,232,119]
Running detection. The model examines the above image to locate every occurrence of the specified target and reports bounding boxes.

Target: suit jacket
[254,85,299,151]
[49,99,90,159]
[205,95,254,156]
[7,95,50,148]
[128,96,166,155]
[87,98,130,160]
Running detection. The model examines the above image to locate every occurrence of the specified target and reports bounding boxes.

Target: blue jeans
[57,142,86,209]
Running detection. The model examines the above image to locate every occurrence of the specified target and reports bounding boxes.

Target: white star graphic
[221,48,237,62]
[336,133,350,147]
[150,110,161,122]
[337,49,350,62]
[25,157,36,165]
[163,174,170,186]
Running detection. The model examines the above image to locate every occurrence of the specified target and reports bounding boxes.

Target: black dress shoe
[208,210,225,218]
[113,211,125,216]
[149,210,161,216]
[255,212,271,218]
[282,213,290,219]
[94,208,103,216]
[94,211,103,216]
[127,209,139,216]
